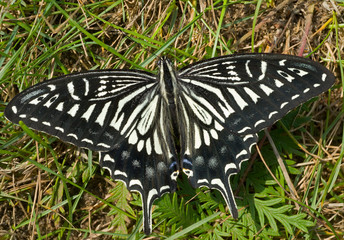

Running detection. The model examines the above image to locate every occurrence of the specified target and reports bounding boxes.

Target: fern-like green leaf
[254,198,314,235]
[108,182,135,234]
[156,193,196,232]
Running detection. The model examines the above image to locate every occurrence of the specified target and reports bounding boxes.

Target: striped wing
[178,53,335,217]
[5,70,178,234]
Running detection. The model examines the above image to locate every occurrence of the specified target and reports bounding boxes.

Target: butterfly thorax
[158,57,179,106]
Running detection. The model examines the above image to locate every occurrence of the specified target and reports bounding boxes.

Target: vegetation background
[0,0,343,239]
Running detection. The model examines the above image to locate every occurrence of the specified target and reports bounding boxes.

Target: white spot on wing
[82,138,93,144]
[288,68,308,77]
[254,119,266,127]
[129,179,143,189]
[244,87,260,103]
[258,61,267,80]
[137,140,144,152]
[280,102,288,109]
[268,111,278,119]
[237,126,251,134]
[96,101,111,126]
[81,104,96,122]
[132,159,140,168]
[236,150,247,158]
[47,84,56,91]
[153,130,162,154]
[44,94,59,108]
[194,124,201,149]
[83,78,89,96]
[203,129,210,146]
[197,179,209,185]
[245,60,253,77]
[291,94,299,100]
[227,88,248,110]
[279,60,286,66]
[121,151,130,160]
[103,153,114,163]
[225,163,237,173]
[218,101,235,118]
[55,127,64,133]
[128,130,138,144]
[259,84,274,96]
[115,170,127,178]
[67,82,80,100]
[29,93,49,105]
[160,185,170,192]
[274,79,284,88]
[146,138,152,155]
[214,120,224,131]
[56,102,64,111]
[210,129,218,140]
[277,70,294,82]
[67,133,78,139]
[110,113,124,131]
[303,88,310,93]
[42,121,51,126]
[67,104,80,117]
[97,143,110,148]
[171,171,179,181]
[12,106,17,114]
[157,162,167,172]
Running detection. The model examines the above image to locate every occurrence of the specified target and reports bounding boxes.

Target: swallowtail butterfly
[5,53,335,234]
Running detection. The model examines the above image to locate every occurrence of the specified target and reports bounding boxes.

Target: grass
[0,0,343,239]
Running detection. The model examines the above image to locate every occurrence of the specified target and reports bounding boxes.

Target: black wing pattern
[5,54,335,235]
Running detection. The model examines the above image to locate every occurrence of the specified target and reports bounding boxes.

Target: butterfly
[4,53,335,234]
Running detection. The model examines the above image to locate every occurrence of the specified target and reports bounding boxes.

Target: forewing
[178,53,335,217]
[5,70,178,234]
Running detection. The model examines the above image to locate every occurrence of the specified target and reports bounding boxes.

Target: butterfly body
[5,54,335,234]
